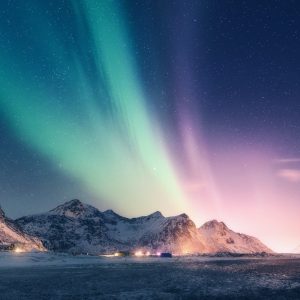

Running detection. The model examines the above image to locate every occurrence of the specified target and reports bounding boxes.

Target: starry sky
[0,0,300,252]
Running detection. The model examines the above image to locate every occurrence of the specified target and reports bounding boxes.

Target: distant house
[160,252,172,258]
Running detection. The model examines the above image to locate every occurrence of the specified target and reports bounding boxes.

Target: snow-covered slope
[16,200,113,254]
[0,206,45,251]
[103,210,206,254]
[198,220,273,254]
[15,199,272,255]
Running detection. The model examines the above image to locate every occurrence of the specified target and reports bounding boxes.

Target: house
[160,252,172,258]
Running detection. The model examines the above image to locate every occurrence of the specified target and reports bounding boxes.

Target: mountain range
[1,199,273,255]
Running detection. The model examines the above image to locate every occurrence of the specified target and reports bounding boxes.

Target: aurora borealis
[1,1,300,252]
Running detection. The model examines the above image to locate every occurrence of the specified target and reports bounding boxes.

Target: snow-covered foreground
[0,253,300,299]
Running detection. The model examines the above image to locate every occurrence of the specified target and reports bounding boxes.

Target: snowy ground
[0,253,300,299]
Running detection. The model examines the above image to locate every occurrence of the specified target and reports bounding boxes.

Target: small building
[160,252,172,258]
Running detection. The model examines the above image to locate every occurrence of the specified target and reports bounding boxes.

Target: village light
[14,247,23,253]
[134,250,143,257]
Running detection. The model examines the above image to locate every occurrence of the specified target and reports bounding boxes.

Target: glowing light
[14,247,24,253]
[99,254,115,257]
[134,251,143,257]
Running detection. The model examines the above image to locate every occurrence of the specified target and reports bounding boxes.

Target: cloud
[277,169,300,183]
[274,158,300,164]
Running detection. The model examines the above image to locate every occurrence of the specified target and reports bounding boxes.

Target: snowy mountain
[16,200,111,253]
[16,199,206,255]
[0,206,45,251]
[15,199,272,255]
[198,220,273,254]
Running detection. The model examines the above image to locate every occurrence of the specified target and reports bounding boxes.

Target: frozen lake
[0,252,300,299]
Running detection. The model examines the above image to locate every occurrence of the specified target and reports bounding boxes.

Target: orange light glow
[134,251,143,257]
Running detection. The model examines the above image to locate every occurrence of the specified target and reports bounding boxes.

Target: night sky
[1,0,300,252]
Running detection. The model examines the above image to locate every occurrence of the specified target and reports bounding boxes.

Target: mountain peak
[200,219,228,230]
[148,211,163,218]
[103,209,117,215]
[50,199,97,218]
[65,199,83,206]
[178,213,189,219]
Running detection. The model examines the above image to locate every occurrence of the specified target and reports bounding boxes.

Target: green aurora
[0,1,188,215]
